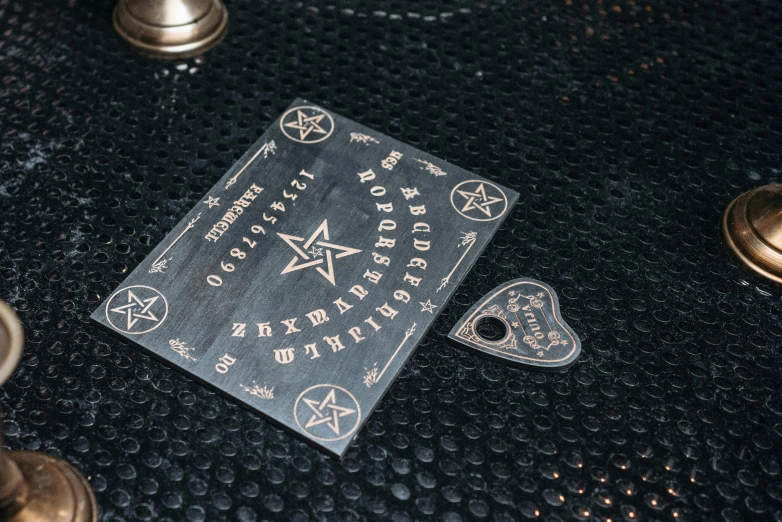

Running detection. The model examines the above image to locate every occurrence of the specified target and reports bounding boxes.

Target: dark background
[1,1,781,521]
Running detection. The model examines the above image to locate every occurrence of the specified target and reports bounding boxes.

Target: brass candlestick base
[0,301,98,522]
[723,184,782,284]
[113,0,228,59]
[2,453,98,522]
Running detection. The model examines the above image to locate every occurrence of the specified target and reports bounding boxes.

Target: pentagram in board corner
[105,285,168,335]
[450,180,509,221]
[280,105,335,144]
[295,384,361,442]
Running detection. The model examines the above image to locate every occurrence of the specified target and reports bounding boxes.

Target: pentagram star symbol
[420,299,438,314]
[537,292,545,298]
[203,196,220,208]
[308,246,324,258]
[457,183,504,217]
[109,291,160,330]
[278,220,361,285]
[284,110,328,141]
[302,388,357,436]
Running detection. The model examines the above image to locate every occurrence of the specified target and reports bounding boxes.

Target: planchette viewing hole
[474,316,508,342]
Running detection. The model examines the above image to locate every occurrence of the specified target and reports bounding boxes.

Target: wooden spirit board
[91,99,519,455]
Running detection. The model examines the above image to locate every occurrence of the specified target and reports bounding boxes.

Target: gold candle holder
[0,300,98,522]
[723,184,782,284]
[113,0,228,58]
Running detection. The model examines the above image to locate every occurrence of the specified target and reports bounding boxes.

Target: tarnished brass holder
[0,301,98,522]
[113,0,228,58]
[723,184,782,284]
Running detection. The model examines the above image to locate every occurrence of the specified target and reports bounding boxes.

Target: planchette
[448,278,581,370]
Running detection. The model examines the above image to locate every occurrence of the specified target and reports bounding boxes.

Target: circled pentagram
[450,180,509,222]
[105,285,168,335]
[280,105,335,144]
[294,384,361,442]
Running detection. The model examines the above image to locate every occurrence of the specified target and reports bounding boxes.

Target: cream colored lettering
[323,335,345,352]
[407,258,427,270]
[231,323,246,337]
[414,239,431,251]
[348,326,365,343]
[372,252,391,266]
[375,236,396,248]
[364,316,382,331]
[401,187,420,200]
[305,343,320,359]
[349,285,369,300]
[358,169,376,183]
[376,303,399,319]
[378,219,397,231]
[281,318,301,334]
[522,305,544,338]
[394,290,411,303]
[404,272,422,287]
[205,229,222,242]
[205,189,260,242]
[382,150,403,170]
[256,322,272,337]
[274,348,295,364]
[333,298,353,314]
[215,353,236,374]
[306,309,330,326]
[363,269,383,284]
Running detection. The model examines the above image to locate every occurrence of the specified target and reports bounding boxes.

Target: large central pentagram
[277,220,362,286]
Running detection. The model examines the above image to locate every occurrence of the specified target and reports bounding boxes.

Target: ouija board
[91,99,519,455]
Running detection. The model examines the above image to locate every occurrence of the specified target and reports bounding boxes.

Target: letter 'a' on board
[448,278,581,371]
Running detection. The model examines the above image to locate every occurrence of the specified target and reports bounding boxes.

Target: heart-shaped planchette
[448,278,581,370]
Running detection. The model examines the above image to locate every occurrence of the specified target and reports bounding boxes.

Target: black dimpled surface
[1,1,781,521]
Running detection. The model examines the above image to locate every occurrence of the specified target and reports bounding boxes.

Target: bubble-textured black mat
[1,1,781,521]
